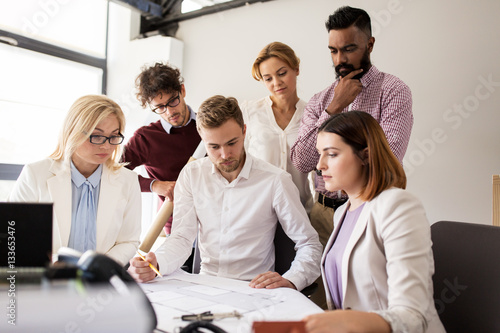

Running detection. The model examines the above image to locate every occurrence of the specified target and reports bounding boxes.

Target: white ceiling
[182,0,233,13]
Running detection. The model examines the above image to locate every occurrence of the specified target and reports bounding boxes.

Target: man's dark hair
[135,62,184,108]
[325,6,372,37]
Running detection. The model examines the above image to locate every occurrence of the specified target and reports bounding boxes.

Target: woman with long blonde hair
[9,95,141,265]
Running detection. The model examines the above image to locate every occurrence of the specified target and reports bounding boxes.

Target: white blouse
[241,96,313,213]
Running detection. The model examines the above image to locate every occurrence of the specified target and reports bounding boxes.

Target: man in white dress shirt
[128,95,321,291]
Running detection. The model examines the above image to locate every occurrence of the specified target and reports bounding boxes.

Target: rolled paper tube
[138,139,205,253]
[139,200,173,253]
[138,150,203,253]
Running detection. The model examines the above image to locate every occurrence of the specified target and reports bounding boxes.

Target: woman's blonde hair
[318,111,406,201]
[251,41,300,81]
[49,95,126,172]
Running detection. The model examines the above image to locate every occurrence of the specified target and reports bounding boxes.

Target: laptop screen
[0,202,53,267]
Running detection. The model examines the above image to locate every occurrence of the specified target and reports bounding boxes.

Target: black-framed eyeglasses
[89,133,124,145]
[150,92,181,114]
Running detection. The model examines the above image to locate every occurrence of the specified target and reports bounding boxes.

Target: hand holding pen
[136,251,163,278]
[127,251,162,283]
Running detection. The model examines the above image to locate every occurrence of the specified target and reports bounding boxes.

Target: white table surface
[140,269,323,333]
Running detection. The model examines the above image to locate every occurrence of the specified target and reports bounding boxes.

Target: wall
[109,0,500,225]
[106,2,184,139]
[106,2,185,238]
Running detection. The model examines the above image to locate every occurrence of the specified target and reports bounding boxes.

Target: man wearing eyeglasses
[122,62,201,235]
[128,95,322,292]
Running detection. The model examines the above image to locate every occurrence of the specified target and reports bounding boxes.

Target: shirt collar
[237,152,252,180]
[160,105,196,134]
[359,65,379,87]
[70,162,102,188]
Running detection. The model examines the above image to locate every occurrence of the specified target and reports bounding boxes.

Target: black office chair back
[273,223,296,276]
[273,223,318,296]
[431,221,500,333]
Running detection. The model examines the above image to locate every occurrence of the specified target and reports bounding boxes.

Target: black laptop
[0,202,53,278]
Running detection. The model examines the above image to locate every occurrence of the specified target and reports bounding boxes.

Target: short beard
[216,150,245,174]
[217,159,240,173]
[334,48,371,80]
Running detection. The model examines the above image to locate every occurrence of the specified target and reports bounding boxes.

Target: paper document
[139,270,322,333]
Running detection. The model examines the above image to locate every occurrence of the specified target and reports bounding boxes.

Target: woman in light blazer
[304,111,445,333]
[9,95,141,265]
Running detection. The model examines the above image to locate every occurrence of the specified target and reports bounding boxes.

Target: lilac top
[324,203,365,309]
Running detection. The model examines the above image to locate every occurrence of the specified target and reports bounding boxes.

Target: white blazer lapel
[47,160,72,249]
[95,166,120,252]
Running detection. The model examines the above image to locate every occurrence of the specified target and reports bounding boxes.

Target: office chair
[431,221,500,333]
[274,223,318,297]
[191,236,201,274]
[493,175,500,226]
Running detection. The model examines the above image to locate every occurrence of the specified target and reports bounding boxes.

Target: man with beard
[128,95,322,292]
[290,6,413,308]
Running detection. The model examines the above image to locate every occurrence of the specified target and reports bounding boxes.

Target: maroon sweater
[122,119,201,200]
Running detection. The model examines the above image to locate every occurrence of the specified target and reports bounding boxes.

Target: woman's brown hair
[318,111,406,201]
[251,41,300,81]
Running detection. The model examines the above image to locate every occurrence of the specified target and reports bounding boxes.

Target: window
[0,0,108,57]
[0,0,108,200]
[0,44,104,164]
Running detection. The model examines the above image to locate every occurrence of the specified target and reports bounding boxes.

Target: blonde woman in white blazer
[9,95,141,266]
[303,111,445,333]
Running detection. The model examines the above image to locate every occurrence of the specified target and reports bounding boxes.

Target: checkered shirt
[290,66,413,198]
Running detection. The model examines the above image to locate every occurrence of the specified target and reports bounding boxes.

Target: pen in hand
[136,251,163,278]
